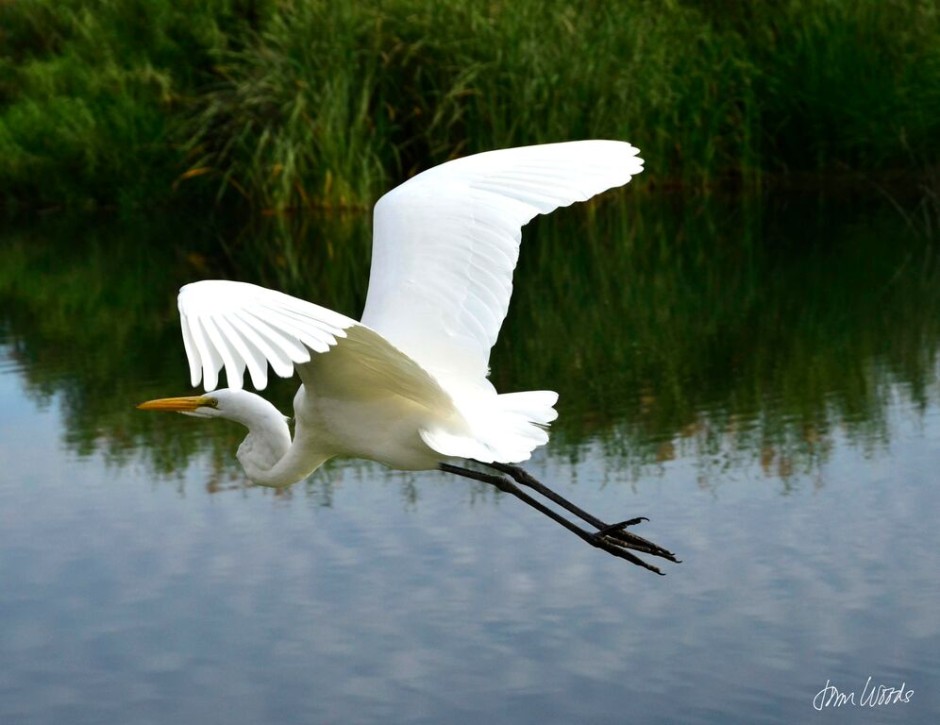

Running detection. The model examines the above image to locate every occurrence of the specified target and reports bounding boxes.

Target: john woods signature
[813,677,914,711]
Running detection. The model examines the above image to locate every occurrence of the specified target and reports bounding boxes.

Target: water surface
[1,195,938,723]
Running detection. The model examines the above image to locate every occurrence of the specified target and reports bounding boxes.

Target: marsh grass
[0,0,245,207]
[184,0,761,209]
[2,0,939,209]
[749,0,940,175]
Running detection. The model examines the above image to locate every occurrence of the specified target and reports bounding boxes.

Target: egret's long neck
[224,392,331,487]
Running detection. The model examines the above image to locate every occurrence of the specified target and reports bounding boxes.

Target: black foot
[594,517,649,536]
[589,517,681,574]
[441,462,680,574]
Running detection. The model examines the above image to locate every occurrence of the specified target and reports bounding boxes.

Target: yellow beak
[137,395,216,412]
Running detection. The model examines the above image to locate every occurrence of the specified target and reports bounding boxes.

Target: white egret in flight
[139,141,678,573]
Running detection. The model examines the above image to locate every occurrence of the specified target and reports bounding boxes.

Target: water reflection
[1,194,938,488]
[2,195,940,723]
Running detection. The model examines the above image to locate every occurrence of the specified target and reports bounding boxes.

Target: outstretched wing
[360,140,643,386]
[177,280,356,391]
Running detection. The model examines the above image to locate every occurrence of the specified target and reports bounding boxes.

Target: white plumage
[141,140,644,487]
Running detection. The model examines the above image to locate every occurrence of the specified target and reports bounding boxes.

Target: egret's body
[140,140,678,572]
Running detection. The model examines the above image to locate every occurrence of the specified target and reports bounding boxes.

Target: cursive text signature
[813,677,913,711]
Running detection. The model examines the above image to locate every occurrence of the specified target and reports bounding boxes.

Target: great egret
[139,140,678,573]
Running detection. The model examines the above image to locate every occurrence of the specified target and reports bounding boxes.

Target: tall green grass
[183,0,763,209]
[743,0,940,176]
[0,0,244,207]
[1,0,939,209]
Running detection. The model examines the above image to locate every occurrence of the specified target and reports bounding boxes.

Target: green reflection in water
[506,195,940,483]
[1,194,938,489]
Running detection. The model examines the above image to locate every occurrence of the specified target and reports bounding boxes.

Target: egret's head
[138,389,288,429]
[139,389,295,484]
[137,393,222,418]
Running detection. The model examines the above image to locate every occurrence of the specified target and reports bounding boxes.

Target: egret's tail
[420,389,559,464]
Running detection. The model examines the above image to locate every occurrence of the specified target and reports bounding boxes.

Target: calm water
[1,195,939,723]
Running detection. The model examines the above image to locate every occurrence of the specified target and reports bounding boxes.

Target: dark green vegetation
[2,0,939,210]
[2,194,939,488]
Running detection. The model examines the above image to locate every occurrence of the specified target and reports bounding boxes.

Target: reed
[0,0,245,207]
[1,0,939,209]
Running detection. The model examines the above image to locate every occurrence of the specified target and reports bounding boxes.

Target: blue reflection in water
[1,345,938,724]
[2,196,940,724]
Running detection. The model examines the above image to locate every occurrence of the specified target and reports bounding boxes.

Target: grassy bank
[2,0,939,210]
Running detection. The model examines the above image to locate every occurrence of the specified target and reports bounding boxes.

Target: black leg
[484,462,679,563]
[440,462,678,574]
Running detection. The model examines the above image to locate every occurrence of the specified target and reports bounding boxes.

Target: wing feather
[177,280,356,391]
[187,315,223,390]
[361,140,643,386]
[179,310,203,387]
[200,315,245,391]
[241,309,312,361]
[233,310,302,379]
[213,314,269,390]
